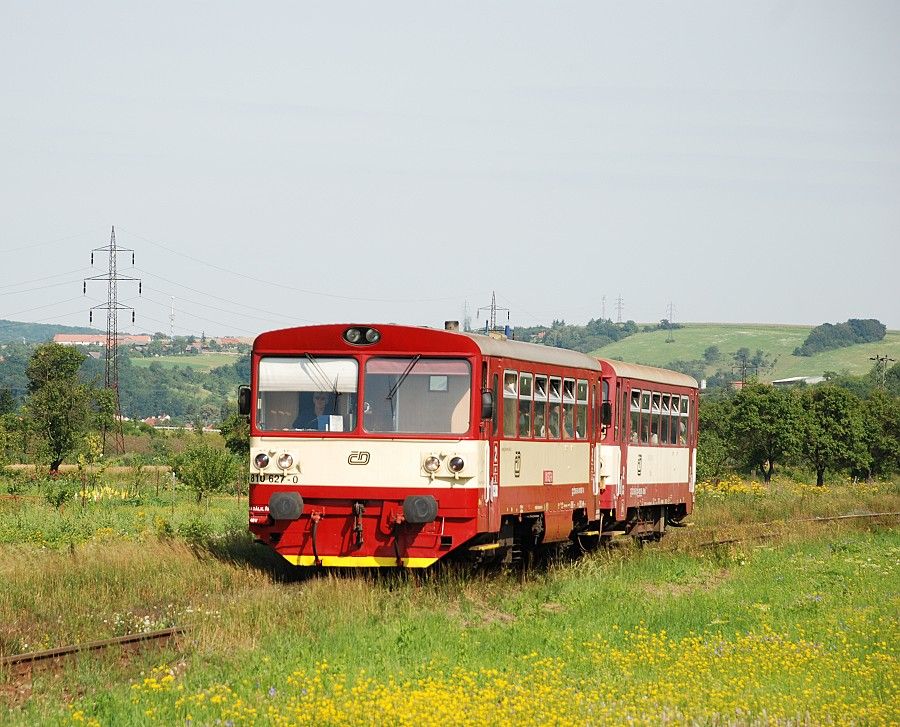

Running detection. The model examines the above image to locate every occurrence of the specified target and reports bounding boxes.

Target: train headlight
[254,453,270,469]
[344,327,362,344]
[277,453,294,470]
[423,455,441,473]
[365,328,381,343]
[448,456,465,473]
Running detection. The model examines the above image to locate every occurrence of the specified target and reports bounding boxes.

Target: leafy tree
[798,385,869,486]
[857,389,900,480]
[730,381,802,483]
[25,343,98,473]
[220,412,250,457]
[794,318,886,356]
[696,395,736,481]
[171,441,240,502]
[0,388,16,415]
[702,346,721,364]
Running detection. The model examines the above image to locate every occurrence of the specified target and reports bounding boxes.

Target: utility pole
[869,354,896,388]
[477,291,510,336]
[615,296,624,325]
[83,226,141,455]
[665,302,676,343]
[601,295,606,320]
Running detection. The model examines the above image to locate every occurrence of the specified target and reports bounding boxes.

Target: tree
[219,412,250,457]
[798,385,869,486]
[696,395,735,482]
[702,346,721,364]
[730,382,801,483]
[172,441,240,502]
[858,389,900,480]
[25,343,97,473]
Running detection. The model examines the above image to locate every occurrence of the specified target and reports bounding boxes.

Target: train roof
[597,358,698,389]
[459,332,602,371]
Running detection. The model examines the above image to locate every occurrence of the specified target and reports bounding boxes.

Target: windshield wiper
[304,354,341,412]
[386,355,421,403]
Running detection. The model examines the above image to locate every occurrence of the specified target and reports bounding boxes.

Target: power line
[120,227,462,304]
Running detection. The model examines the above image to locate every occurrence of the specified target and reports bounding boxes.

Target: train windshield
[257,356,358,432]
[364,357,471,434]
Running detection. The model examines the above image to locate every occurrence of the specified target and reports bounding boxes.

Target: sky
[1,1,898,338]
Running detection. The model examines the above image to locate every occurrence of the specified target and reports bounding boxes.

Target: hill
[595,323,900,382]
[0,319,99,344]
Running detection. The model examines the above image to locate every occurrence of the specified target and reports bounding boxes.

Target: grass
[1,476,898,725]
[129,352,241,373]
[597,323,900,382]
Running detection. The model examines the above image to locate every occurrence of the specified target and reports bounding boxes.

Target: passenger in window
[563,404,575,438]
[679,420,687,445]
[631,428,638,443]
[650,422,659,445]
[504,373,517,395]
[534,411,546,437]
[548,404,561,438]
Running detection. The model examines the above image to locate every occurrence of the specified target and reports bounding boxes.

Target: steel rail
[0,627,185,669]
[697,511,899,549]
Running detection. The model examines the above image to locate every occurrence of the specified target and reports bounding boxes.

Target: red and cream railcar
[242,323,697,568]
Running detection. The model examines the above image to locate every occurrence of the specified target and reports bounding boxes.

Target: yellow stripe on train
[283,554,439,568]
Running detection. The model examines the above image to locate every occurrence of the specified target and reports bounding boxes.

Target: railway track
[0,627,184,673]
[696,511,900,549]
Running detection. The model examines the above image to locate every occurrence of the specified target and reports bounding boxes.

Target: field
[597,324,900,382]
[129,352,242,373]
[0,474,898,725]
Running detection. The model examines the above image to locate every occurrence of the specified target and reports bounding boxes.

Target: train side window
[630,389,641,444]
[650,393,661,445]
[640,391,651,444]
[620,387,629,443]
[660,394,670,445]
[680,396,690,445]
[518,373,533,437]
[562,378,576,439]
[534,375,548,437]
[576,379,588,439]
[547,377,562,438]
[669,395,679,444]
[503,370,517,438]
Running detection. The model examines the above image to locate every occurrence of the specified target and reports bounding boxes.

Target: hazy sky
[1,1,898,337]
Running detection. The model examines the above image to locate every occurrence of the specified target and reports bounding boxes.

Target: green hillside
[0,319,98,343]
[595,324,900,382]
[130,352,242,373]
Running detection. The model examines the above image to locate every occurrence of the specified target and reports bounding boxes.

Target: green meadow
[0,472,897,726]
[597,324,900,381]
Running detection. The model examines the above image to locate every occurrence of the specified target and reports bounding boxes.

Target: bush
[171,442,240,503]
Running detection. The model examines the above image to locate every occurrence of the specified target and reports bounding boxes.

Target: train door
[481,362,501,533]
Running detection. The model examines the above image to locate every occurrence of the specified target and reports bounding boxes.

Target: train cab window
[576,379,588,439]
[640,392,652,444]
[364,357,471,434]
[518,373,533,437]
[630,390,641,444]
[534,375,548,437]
[257,356,358,432]
[562,379,576,439]
[503,370,518,438]
[660,394,671,445]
